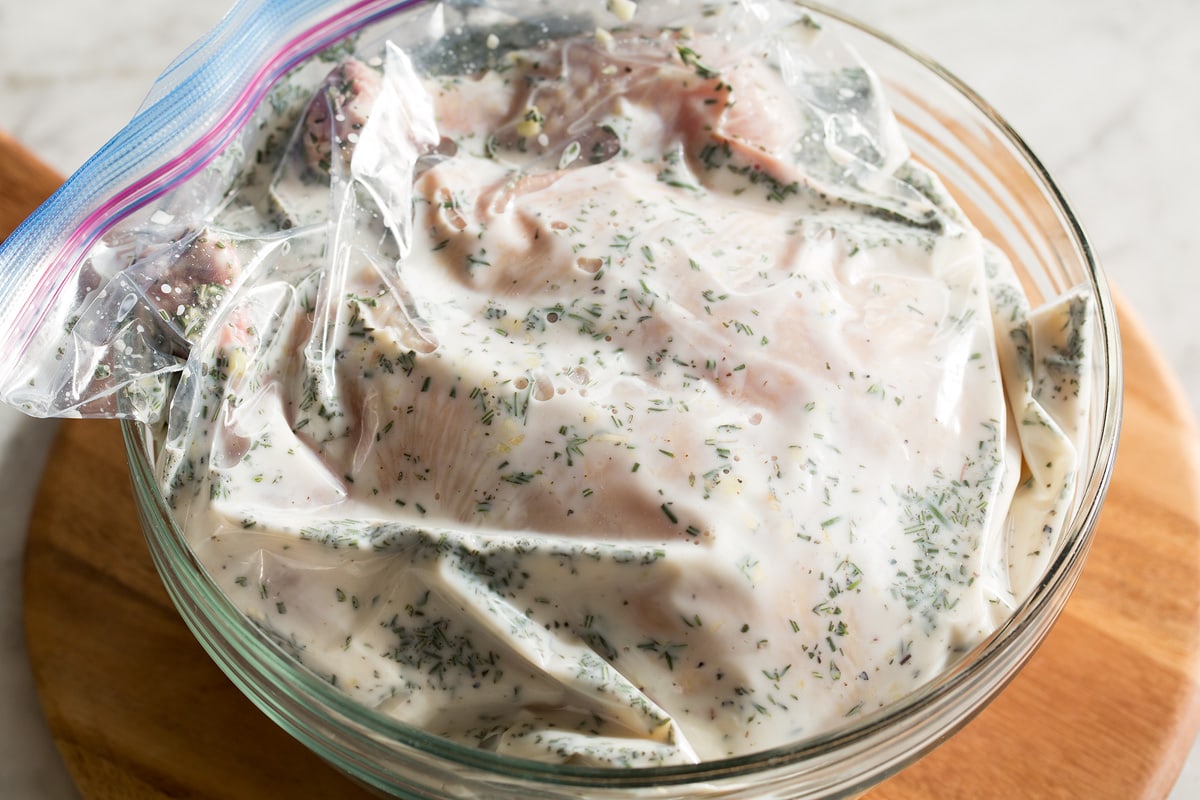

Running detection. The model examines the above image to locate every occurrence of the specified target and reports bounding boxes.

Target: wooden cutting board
[7,130,1200,799]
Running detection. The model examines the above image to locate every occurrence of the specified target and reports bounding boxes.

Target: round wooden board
[10,136,1200,799]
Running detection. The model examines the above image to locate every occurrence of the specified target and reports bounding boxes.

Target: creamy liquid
[158,15,1091,766]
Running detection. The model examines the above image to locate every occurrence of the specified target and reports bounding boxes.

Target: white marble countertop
[1,1,1197,797]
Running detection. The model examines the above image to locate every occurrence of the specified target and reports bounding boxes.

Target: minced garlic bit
[515,104,544,138]
[607,0,637,23]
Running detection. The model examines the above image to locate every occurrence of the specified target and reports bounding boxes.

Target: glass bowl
[122,4,1123,798]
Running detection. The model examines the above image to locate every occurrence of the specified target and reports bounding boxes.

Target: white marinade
[155,6,1091,767]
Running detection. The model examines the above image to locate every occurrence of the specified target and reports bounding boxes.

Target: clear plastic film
[0,0,964,422]
[0,0,1094,767]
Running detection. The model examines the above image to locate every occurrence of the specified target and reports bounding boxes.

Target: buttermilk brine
[156,4,1091,766]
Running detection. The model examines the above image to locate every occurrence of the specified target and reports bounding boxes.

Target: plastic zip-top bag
[0,0,1094,766]
[0,0,426,420]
